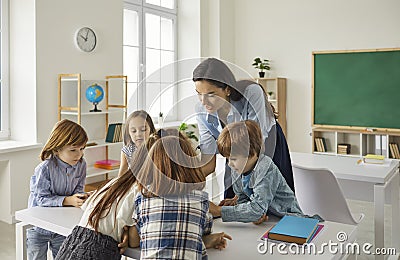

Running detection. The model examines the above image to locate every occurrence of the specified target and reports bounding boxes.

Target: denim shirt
[196,84,275,155]
[28,155,86,234]
[221,155,303,222]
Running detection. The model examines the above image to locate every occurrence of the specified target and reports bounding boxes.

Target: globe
[86,84,104,112]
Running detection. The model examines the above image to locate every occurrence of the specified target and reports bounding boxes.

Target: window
[123,0,177,120]
[0,0,9,139]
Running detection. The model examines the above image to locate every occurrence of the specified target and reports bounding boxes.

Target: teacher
[193,58,294,198]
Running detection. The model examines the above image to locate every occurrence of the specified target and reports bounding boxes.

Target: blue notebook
[268,215,319,244]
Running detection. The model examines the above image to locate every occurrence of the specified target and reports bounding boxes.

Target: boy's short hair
[217,120,263,158]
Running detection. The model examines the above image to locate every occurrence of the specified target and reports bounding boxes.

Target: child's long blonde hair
[40,119,88,161]
[123,110,156,146]
[88,128,192,231]
[136,135,205,197]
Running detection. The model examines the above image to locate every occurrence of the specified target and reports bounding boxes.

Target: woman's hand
[62,193,86,207]
[203,232,232,250]
[209,201,222,217]
[218,195,238,206]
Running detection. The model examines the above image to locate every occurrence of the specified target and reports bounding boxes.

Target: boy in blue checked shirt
[208,120,303,223]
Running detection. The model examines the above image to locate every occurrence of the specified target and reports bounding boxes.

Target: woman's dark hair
[192,58,279,118]
[193,58,259,101]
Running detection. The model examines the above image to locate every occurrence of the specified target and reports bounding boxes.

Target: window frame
[124,0,178,121]
[0,0,10,140]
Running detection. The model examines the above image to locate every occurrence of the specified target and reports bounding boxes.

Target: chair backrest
[292,164,360,225]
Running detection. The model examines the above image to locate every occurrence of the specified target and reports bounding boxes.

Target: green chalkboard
[313,49,400,130]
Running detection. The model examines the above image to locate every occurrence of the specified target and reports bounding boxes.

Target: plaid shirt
[134,190,213,260]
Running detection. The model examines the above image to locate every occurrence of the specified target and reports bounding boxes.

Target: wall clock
[75,27,97,52]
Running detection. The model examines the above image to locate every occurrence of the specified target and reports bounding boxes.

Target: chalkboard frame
[312,48,400,133]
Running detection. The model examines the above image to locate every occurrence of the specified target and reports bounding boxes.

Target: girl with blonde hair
[118,110,156,177]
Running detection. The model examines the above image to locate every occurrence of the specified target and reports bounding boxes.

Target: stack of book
[314,137,327,152]
[94,159,120,170]
[105,123,123,143]
[389,143,400,159]
[337,143,351,154]
[363,154,385,164]
[261,215,322,245]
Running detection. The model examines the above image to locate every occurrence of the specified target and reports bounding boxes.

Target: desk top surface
[16,207,357,260]
[291,152,399,184]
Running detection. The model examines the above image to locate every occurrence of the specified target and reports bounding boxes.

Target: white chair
[292,164,364,225]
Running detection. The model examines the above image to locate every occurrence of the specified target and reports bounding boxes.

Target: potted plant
[252,57,270,78]
[178,123,198,142]
[267,91,275,100]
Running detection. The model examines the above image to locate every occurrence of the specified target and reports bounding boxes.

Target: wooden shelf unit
[256,77,287,136]
[312,126,400,159]
[57,74,128,191]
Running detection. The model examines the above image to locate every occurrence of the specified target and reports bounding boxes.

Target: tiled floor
[1,200,397,260]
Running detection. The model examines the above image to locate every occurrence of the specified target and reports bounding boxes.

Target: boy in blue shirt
[209,120,303,223]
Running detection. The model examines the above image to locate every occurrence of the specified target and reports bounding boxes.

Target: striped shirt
[134,190,213,260]
[28,155,86,234]
[121,141,137,160]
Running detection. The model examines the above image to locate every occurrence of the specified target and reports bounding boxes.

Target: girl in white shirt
[54,142,150,260]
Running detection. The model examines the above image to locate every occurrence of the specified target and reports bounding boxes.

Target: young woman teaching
[193,57,294,198]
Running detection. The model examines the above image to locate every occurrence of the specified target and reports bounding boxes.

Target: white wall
[0,0,123,223]
[231,0,400,152]
[3,0,400,223]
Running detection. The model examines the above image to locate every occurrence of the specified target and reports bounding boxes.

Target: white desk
[15,207,358,260]
[291,152,400,260]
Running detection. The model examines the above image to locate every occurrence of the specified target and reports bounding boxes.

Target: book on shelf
[94,159,120,170]
[267,215,320,245]
[105,123,123,143]
[320,138,327,152]
[363,154,385,164]
[314,138,322,152]
[337,143,351,154]
[314,137,326,152]
[389,143,400,159]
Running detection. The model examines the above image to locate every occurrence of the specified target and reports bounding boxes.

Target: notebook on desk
[265,215,320,244]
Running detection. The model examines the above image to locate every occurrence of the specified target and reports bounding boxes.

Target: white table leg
[374,183,385,260]
[391,171,400,251]
[16,222,31,260]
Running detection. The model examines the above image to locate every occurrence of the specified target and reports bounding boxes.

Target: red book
[94,159,120,170]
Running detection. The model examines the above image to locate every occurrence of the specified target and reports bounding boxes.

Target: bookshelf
[57,74,127,191]
[256,77,287,136]
[312,127,400,159]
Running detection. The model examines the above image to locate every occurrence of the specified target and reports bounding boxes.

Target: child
[118,110,156,177]
[27,119,88,260]
[56,129,227,260]
[208,120,303,223]
[55,141,149,260]
[133,134,231,259]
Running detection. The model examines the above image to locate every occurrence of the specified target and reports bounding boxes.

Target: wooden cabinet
[256,77,287,136]
[57,74,127,190]
[312,127,400,159]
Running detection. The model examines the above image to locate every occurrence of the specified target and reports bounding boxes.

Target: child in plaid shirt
[133,133,231,259]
